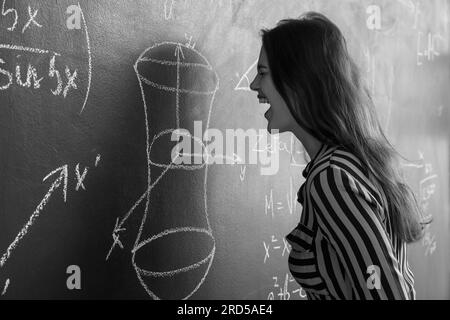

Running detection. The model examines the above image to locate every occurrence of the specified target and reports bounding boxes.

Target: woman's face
[250,46,296,133]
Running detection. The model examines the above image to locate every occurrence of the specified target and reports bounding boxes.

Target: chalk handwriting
[21,6,42,33]
[164,0,175,20]
[252,134,306,168]
[0,2,92,113]
[0,49,78,97]
[267,273,306,300]
[95,154,101,167]
[63,66,78,97]
[1,0,18,31]
[422,228,437,256]
[265,177,299,218]
[75,163,88,191]
[16,61,43,88]
[263,235,290,264]
[401,150,438,256]
[184,33,196,49]
[239,165,246,181]
[1,2,42,33]
[417,32,444,66]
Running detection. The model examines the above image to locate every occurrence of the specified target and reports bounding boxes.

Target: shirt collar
[302,142,331,179]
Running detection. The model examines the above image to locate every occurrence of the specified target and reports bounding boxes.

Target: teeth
[259,98,269,104]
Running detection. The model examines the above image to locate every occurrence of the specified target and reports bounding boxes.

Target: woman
[250,12,427,300]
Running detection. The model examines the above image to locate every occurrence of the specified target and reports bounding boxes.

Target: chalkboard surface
[0,0,449,299]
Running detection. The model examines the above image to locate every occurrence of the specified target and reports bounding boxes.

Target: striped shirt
[286,143,416,300]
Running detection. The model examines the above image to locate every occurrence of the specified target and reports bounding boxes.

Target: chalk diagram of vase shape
[131,42,218,300]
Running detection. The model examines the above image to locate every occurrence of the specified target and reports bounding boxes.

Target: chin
[267,123,284,135]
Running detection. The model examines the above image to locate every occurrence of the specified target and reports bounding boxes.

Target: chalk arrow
[113,216,127,234]
[235,59,257,91]
[0,165,68,269]
[1,278,10,296]
[43,165,69,202]
[105,217,127,261]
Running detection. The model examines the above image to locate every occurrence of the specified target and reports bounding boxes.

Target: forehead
[257,46,268,67]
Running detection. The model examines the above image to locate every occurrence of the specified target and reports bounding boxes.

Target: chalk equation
[417,31,444,66]
[263,234,291,264]
[267,273,306,300]
[411,0,447,66]
[401,149,438,256]
[0,1,92,114]
[265,177,301,218]
[236,131,307,182]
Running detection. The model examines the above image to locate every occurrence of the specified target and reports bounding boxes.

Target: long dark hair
[261,12,428,243]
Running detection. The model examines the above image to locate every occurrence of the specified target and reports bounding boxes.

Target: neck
[291,124,323,162]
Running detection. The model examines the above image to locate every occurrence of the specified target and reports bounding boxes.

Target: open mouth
[258,95,269,104]
[264,107,272,119]
[258,94,271,119]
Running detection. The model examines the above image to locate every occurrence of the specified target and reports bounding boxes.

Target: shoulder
[307,146,384,212]
[308,145,368,184]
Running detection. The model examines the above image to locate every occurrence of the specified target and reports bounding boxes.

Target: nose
[249,74,259,92]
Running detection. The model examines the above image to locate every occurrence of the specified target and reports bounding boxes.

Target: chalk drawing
[105,218,125,260]
[0,165,68,269]
[1,278,9,296]
[0,154,99,284]
[0,43,58,55]
[107,42,219,300]
[78,2,92,114]
[235,59,257,91]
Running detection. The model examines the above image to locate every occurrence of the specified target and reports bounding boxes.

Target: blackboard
[0,0,449,299]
